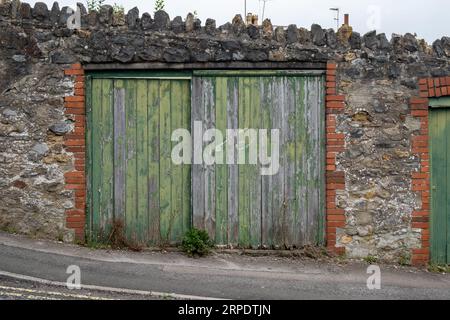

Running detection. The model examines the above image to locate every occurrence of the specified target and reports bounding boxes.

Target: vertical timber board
[227,77,239,246]
[147,80,160,244]
[215,77,228,245]
[91,79,103,240]
[113,80,126,234]
[429,109,437,263]
[136,80,149,243]
[306,76,319,244]
[181,81,192,235]
[317,76,326,245]
[85,76,93,240]
[295,77,307,245]
[159,80,172,244]
[191,77,205,230]
[284,77,296,248]
[238,77,251,247]
[249,77,262,248]
[204,78,216,239]
[170,80,184,241]
[271,77,285,247]
[125,80,138,241]
[315,76,326,245]
[261,77,274,247]
[100,79,114,236]
[430,108,448,264]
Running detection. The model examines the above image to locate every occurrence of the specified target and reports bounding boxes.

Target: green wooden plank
[147,80,161,245]
[203,78,216,239]
[85,76,93,242]
[438,108,447,264]
[261,77,273,248]
[170,80,184,242]
[100,79,114,238]
[430,109,437,263]
[125,80,138,242]
[304,77,315,245]
[238,77,251,247]
[215,77,228,245]
[113,80,126,233]
[191,77,206,231]
[136,80,149,244]
[91,79,103,241]
[227,77,239,246]
[317,76,326,246]
[271,76,285,248]
[249,77,262,249]
[159,80,172,244]
[284,76,296,248]
[181,80,192,235]
[308,76,322,244]
[294,77,306,246]
[436,108,447,264]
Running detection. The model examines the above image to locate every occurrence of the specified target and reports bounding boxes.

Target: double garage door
[86,70,325,248]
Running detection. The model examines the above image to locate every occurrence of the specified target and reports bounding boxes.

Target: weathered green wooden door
[191,70,325,249]
[430,97,450,264]
[87,70,325,248]
[86,73,191,245]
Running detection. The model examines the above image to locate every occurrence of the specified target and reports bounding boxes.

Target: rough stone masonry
[0,0,449,263]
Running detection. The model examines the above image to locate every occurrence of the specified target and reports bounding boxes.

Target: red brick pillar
[325,62,346,255]
[63,63,86,242]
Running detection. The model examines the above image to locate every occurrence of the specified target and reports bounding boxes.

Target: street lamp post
[330,7,340,31]
[245,0,247,21]
[261,0,272,21]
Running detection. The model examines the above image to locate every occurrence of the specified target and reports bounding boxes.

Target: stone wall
[0,0,449,263]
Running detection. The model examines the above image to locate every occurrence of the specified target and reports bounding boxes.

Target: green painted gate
[430,97,450,264]
[86,72,191,245]
[86,70,325,248]
[191,71,325,248]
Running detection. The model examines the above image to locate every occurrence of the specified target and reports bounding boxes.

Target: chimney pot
[246,13,253,25]
[252,14,259,26]
[344,14,349,26]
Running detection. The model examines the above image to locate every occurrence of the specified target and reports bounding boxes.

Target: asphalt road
[0,232,449,300]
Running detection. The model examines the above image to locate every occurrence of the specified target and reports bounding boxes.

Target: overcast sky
[29,0,449,42]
